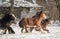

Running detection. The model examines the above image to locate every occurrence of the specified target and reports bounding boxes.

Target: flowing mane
[32,11,43,18]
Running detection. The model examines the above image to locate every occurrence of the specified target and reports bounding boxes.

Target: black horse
[35,18,51,33]
[0,12,16,34]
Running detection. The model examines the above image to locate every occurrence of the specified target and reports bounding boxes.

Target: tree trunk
[10,0,14,13]
[58,6,60,22]
[55,0,60,22]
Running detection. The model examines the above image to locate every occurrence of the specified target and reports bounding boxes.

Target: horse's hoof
[30,31,32,33]
[41,32,45,34]
[3,33,6,34]
[47,31,50,33]
[12,32,15,34]
[3,32,6,34]
[25,31,28,33]
[21,31,23,33]
[40,31,46,34]
[25,32,28,33]
[9,33,15,34]
[9,32,15,34]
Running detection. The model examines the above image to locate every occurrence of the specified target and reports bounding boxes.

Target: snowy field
[0,21,60,39]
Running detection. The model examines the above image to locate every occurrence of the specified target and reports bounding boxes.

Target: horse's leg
[25,26,28,33]
[36,24,45,33]
[43,29,50,33]
[30,27,34,32]
[2,25,7,34]
[3,28,7,34]
[35,27,40,31]
[46,29,49,33]
[21,28,24,33]
[7,27,15,34]
[21,27,28,33]
[42,25,50,33]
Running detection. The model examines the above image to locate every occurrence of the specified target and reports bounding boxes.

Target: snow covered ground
[0,21,60,39]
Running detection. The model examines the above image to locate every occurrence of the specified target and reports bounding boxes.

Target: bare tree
[10,0,14,13]
[55,0,60,22]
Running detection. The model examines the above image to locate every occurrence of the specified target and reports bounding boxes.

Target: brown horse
[19,11,47,33]
[35,18,51,33]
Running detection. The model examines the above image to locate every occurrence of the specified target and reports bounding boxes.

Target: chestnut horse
[19,11,47,33]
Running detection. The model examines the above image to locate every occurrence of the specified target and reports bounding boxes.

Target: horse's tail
[19,20,23,28]
[19,18,24,28]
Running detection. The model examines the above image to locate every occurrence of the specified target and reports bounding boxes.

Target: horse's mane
[32,11,43,18]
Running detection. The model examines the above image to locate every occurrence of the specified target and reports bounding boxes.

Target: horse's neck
[39,16,43,22]
[33,16,42,22]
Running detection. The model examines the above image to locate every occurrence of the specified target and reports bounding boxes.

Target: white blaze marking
[12,14,17,20]
[43,14,47,19]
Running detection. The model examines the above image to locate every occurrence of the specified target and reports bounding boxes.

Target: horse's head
[41,12,47,19]
[40,11,47,19]
[3,13,17,24]
[10,13,17,24]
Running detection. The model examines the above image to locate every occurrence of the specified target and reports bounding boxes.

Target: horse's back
[19,18,34,28]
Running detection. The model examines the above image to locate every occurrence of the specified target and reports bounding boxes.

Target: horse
[35,18,51,33]
[19,11,47,33]
[0,12,16,34]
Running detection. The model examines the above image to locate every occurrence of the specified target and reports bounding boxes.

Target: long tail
[19,20,23,28]
[19,18,24,28]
